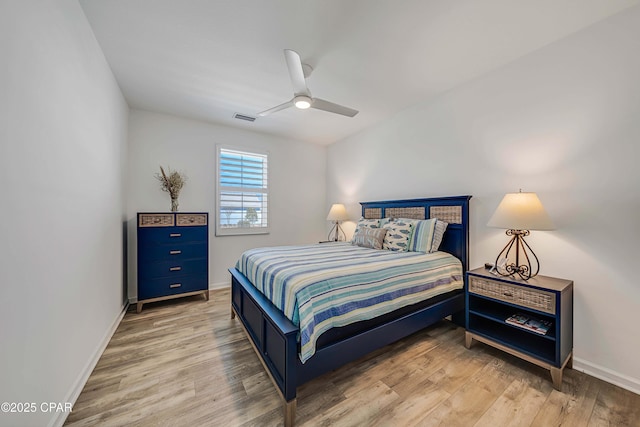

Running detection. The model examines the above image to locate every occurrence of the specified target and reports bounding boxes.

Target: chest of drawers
[137,212,209,313]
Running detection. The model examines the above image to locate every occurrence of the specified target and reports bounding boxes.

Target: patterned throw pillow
[408,218,437,252]
[350,218,381,243]
[352,227,387,250]
[382,219,415,251]
[379,217,392,228]
[430,220,449,252]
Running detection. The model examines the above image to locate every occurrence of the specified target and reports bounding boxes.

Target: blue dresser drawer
[138,226,207,246]
[139,258,207,280]
[138,242,207,262]
[138,274,208,300]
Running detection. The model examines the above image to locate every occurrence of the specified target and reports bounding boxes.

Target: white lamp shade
[326,203,349,221]
[487,192,554,231]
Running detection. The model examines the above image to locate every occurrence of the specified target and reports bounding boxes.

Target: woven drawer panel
[469,276,556,314]
[139,213,174,227]
[364,208,382,219]
[430,206,462,224]
[177,213,207,226]
[386,207,425,220]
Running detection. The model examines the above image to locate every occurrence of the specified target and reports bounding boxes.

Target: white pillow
[430,220,448,252]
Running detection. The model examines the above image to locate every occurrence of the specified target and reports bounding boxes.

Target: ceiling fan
[258,49,359,118]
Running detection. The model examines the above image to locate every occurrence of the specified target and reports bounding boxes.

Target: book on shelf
[505,313,552,335]
[505,313,529,327]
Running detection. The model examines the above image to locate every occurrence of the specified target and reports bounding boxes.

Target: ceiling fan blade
[311,98,359,117]
[284,49,310,96]
[258,100,294,116]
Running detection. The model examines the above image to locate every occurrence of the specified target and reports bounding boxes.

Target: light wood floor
[65,289,640,427]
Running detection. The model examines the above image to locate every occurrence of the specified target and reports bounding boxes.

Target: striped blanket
[236,243,463,363]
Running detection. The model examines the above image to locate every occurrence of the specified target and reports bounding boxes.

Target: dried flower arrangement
[155,166,187,211]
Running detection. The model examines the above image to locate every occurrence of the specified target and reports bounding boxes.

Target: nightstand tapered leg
[284,399,296,427]
[465,331,473,349]
[550,367,563,390]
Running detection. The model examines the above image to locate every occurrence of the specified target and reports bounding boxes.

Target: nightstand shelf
[468,315,556,363]
[465,267,573,390]
[468,296,556,340]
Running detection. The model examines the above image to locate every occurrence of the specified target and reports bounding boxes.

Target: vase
[171,197,179,212]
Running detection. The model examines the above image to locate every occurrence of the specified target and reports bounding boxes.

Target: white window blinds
[216,146,269,235]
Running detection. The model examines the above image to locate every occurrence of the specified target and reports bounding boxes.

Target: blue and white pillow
[382,219,415,251]
[351,218,381,243]
[379,217,392,228]
[408,218,437,252]
[352,227,387,250]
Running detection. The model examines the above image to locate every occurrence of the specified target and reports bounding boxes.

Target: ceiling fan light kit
[294,95,311,109]
[259,49,359,118]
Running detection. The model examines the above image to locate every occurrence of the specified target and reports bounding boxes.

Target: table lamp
[327,203,349,241]
[487,190,554,280]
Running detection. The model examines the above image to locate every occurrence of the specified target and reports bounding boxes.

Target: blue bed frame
[229,195,471,426]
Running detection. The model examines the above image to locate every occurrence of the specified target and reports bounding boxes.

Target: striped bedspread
[236,243,463,363]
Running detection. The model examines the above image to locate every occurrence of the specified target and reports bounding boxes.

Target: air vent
[233,113,256,122]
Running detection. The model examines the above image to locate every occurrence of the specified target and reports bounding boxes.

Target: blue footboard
[230,267,465,403]
[230,267,298,402]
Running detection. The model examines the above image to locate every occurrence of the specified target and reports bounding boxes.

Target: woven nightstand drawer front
[177,213,208,226]
[469,276,556,314]
[139,213,175,227]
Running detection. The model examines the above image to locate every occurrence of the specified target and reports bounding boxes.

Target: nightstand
[465,267,573,390]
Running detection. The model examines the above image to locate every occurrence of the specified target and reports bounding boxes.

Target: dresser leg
[231,307,236,319]
[550,367,563,390]
[464,331,473,349]
[136,302,143,314]
[204,290,210,301]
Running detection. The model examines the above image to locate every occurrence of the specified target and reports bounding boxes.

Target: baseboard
[49,302,129,427]
[573,357,640,396]
[209,280,230,290]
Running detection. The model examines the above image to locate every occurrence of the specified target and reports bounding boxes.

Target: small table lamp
[487,190,554,280]
[327,203,349,241]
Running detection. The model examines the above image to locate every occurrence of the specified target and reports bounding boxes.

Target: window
[216,146,269,236]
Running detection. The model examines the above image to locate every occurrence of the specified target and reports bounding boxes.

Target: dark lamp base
[494,229,540,280]
[328,222,346,242]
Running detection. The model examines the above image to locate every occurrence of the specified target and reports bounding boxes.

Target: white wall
[127,109,327,298]
[0,1,129,427]
[328,6,640,392]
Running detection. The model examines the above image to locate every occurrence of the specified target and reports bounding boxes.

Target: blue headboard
[360,195,471,273]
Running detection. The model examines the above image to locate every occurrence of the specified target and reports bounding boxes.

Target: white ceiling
[80,0,638,145]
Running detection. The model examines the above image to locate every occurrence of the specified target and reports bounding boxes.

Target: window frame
[215,145,270,236]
